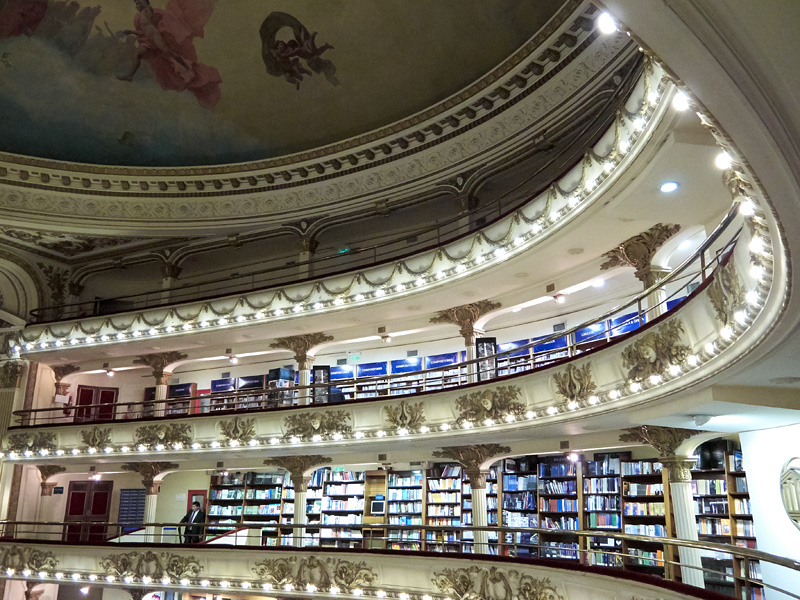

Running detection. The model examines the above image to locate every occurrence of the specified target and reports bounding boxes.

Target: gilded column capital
[270,333,334,370]
[263,455,332,491]
[660,456,696,483]
[600,223,681,286]
[432,443,510,489]
[0,361,21,389]
[51,364,79,396]
[121,462,178,495]
[619,425,700,457]
[132,352,187,384]
[430,300,501,344]
[37,465,66,496]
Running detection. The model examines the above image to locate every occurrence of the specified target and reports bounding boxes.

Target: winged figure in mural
[260,11,338,90]
[119,0,222,109]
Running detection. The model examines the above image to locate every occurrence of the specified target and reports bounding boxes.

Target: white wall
[740,424,800,599]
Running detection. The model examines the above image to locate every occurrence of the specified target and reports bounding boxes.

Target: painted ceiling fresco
[0,0,564,166]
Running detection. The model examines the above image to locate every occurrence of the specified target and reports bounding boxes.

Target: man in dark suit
[180,501,206,544]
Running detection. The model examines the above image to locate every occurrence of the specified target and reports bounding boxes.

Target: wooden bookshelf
[387,470,424,550]
[538,456,581,560]
[501,456,538,557]
[620,459,667,573]
[425,463,462,552]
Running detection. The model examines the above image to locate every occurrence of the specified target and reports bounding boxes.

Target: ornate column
[264,455,331,546]
[159,259,182,304]
[620,426,703,588]
[121,462,177,543]
[133,352,188,417]
[51,364,79,410]
[0,361,22,433]
[66,281,84,318]
[270,333,333,405]
[601,223,681,320]
[433,444,510,554]
[35,465,66,539]
[430,300,501,383]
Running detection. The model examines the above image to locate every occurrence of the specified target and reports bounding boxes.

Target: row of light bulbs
[12,64,659,355]
[3,280,766,462]
[2,568,436,599]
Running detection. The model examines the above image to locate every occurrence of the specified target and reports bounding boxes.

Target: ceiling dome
[0,0,566,167]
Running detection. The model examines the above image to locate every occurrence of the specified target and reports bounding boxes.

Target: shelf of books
[692,463,736,593]
[462,463,500,554]
[583,455,623,567]
[242,472,284,544]
[725,450,762,600]
[538,457,581,560]
[320,469,366,548]
[281,468,325,546]
[502,456,538,557]
[387,470,424,550]
[620,459,668,573]
[207,472,246,535]
[426,463,463,552]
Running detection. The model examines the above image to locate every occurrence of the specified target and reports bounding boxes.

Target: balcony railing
[1,520,796,599]
[12,205,742,428]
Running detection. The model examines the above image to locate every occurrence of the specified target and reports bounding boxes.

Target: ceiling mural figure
[260,11,337,90]
[122,0,222,108]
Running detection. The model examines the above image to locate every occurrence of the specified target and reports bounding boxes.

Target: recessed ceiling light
[659,181,679,193]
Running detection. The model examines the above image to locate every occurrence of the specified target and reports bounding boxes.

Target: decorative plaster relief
[433,566,564,600]
[252,556,377,592]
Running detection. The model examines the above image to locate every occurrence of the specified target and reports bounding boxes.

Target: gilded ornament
[619,425,699,457]
[99,551,202,580]
[433,566,563,600]
[621,319,691,382]
[80,427,112,449]
[282,410,352,441]
[135,423,192,448]
[0,361,21,388]
[433,444,511,488]
[0,546,58,572]
[219,416,256,444]
[252,556,377,592]
[430,300,502,343]
[270,333,334,370]
[600,223,681,286]
[706,258,745,327]
[132,351,188,384]
[552,363,596,406]
[121,462,178,493]
[263,455,331,489]
[383,400,426,432]
[37,465,66,481]
[5,431,57,454]
[454,385,525,425]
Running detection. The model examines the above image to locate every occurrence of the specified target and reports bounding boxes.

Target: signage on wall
[357,362,388,377]
[54,487,64,494]
[330,365,355,380]
[391,357,422,374]
[425,352,458,369]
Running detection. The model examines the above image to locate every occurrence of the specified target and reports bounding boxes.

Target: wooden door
[74,385,118,423]
[63,480,114,542]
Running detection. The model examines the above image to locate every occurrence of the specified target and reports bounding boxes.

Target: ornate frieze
[454,385,525,425]
[252,556,377,592]
[552,363,596,406]
[132,352,188,385]
[282,410,352,441]
[98,551,202,581]
[383,400,426,432]
[135,423,192,448]
[432,566,564,600]
[219,417,256,445]
[433,444,511,488]
[600,223,681,287]
[619,425,699,458]
[430,300,501,343]
[707,259,745,327]
[621,319,691,382]
[121,462,178,494]
[79,427,112,450]
[0,546,58,573]
[270,333,334,370]
[5,431,57,455]
[37,263,69,309]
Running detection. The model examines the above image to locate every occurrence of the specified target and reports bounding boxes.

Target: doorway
[74,385,118,423]
[63,480,114,542]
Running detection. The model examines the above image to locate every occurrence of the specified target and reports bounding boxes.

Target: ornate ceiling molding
[430,300,502,342]
[600,223,681,286]
[270,333,334,370]
[132,352,188,385]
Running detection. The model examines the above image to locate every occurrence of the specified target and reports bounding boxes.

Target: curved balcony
[0,522,797,600]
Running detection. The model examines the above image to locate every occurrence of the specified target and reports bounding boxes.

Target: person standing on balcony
[180,500,206,544]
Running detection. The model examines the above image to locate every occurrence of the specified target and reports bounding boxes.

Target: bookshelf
[426,463,462,552]
[387,470,424,550]
[207,472,246,535]
[583,455,623,567]
[725,450,762,600]
[538,456,581,560]
[243,472,283,544]
[363,471,389,549]
[320,469,365,548]
[462,463,500,554]
[502,456,538,557]
[281,468,325,547]
[621,459,667,573]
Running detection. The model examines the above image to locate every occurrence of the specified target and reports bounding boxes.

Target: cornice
[0,8,638,232]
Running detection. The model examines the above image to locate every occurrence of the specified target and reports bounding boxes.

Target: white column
[664,458,704,588]
[469,471,490,554]
[143,489,158,543]
[293,475,310,547]
[298,368,313,406]
[641,266,671,320]
[154,373,170,417]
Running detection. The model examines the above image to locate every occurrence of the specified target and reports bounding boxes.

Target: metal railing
[1,521,796,599]
[11,204,742,428]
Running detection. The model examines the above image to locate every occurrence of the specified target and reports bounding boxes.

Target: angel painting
[120,0,221,109]
[260,11,338,90]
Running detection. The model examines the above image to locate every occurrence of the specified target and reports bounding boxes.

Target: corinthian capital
[619,425,700,458]
[270,333,334,370]
[433,444,510,489]
[430,300,501,344]
[132,352,188,384]
[601,223,681,286]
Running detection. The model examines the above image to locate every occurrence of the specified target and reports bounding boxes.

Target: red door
[74,385,118,423]
[63,480,114,542]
